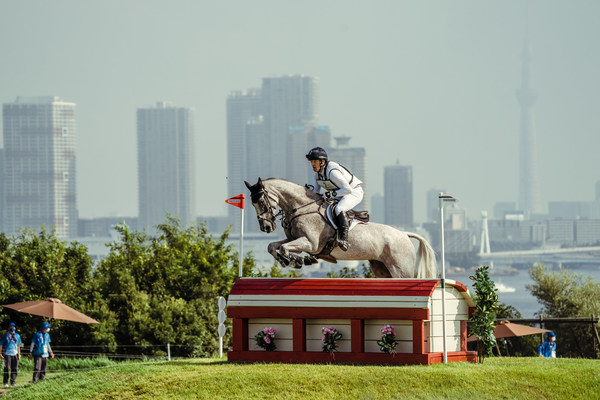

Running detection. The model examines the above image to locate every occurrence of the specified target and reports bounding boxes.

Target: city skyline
[1,1,599,223]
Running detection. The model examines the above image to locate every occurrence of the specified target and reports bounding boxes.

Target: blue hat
[40,322,51,330]
[547,332,556,338]
[8,322,15,327]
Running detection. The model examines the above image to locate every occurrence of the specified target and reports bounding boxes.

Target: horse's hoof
[304,255,318,265]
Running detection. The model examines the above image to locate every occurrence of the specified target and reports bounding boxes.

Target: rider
[306,147,363,251]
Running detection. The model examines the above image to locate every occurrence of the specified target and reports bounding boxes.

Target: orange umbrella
[468,320,551,342]
[2,298,99,324]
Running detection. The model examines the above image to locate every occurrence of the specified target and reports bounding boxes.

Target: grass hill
[2,357,599,400]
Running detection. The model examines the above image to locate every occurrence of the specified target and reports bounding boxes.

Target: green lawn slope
[3,357,599,400]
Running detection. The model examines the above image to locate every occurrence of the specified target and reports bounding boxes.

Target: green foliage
[321,327,343,353]
[252,260,302,277]
[0,218,248,358]
[469,266,499,363]
[376,324,398,354]
[326,263,375,278]
[527,264,600,358]
[92,218,241,356]
[0,229,95,346]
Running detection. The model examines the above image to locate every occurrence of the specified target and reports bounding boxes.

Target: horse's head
[244,178,278,233]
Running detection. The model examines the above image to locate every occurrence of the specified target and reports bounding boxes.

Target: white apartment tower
[137,102,195,230]
[2,96,78,238]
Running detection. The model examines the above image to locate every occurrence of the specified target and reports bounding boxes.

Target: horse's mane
[262,178,322,201]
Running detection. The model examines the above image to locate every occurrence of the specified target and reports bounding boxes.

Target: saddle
[314,202,370,260]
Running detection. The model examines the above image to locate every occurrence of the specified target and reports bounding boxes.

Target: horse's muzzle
[260,220,276,233]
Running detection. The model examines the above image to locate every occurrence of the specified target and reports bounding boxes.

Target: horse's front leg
[267,239,292,267]
[278,237,320,268]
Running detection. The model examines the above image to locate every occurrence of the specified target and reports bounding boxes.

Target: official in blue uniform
[537,332,557,358]
[29,322,54,382]
[0,322,22,387]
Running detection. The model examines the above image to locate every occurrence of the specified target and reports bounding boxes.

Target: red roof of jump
[230,278,467,297]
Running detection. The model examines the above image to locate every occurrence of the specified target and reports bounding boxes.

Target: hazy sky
[2,0,599,223]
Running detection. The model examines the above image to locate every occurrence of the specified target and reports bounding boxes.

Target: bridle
[251,187,280,226]
[251,185,325,230]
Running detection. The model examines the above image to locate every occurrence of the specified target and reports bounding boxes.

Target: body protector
[311,161,363,214]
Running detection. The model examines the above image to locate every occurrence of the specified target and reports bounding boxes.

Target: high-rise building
[329,136,368,211]
[384,163,413,228]
[261,75,319,178]
[287,125,331,186]
[517,42,542,216]
[137,102,195,230]
[2,96,78,238]
[226,89,262,212]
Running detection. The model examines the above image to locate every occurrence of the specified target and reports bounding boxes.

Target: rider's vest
[316,161,359,193]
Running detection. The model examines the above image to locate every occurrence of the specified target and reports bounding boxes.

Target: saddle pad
[326,204,360,231]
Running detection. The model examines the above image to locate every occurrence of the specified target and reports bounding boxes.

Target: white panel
[227,295,431,309]
[248,319,293,352]
[429,320,462,337]
[249,339,293,351]
[429,335,461,352]
[431,286,461,300]
[306,319,351,352]
[430,298,468,318]
[364,321,412,342]
[306,338,352,352]
[365,340,413,353]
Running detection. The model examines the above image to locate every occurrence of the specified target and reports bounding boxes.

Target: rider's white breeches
[335,186,364,215]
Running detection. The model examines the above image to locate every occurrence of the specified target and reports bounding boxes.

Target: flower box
[227,278,477,365]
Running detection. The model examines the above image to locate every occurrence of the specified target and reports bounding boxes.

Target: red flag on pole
[225,194,245,209]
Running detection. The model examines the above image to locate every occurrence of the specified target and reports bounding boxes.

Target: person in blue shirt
[28,322,54,383]
[537,331,557,358]
[0,322,22,387]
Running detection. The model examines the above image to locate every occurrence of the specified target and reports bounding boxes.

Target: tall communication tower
[479,211,491,255]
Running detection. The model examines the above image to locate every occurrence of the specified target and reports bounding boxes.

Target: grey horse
[244,178,438,278]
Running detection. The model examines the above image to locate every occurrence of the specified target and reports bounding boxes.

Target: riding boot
[335,211,350,251]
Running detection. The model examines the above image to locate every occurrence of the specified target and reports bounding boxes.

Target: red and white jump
[227,278,477,365]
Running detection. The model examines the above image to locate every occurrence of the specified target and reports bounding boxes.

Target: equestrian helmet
[40,322,51,330]
[306,147,328,161]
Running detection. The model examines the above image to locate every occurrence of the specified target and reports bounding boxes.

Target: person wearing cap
[537,332,557,358]
[305,147,364,251]
[29,322,54,383]
[0,322,22,387]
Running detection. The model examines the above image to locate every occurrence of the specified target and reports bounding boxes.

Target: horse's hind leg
[369,260,392,278]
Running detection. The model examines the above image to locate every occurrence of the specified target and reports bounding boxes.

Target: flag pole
[439,192,447,364]
[239,206,244,278]
[225,193,246,278]
[438,192,458,364]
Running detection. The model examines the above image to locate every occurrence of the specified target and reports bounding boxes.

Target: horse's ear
[258,177,263,186]
[244,181,252,190]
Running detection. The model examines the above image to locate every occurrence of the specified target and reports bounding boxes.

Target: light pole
[439,192,458,364]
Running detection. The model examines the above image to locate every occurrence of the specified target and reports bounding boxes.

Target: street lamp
[439,192,458,364]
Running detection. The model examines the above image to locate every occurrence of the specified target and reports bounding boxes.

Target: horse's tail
[408,233,438,278]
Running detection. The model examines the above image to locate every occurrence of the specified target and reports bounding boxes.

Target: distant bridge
[478,246,600,268]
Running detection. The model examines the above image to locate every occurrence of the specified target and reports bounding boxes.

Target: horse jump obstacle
[227,278,477,365]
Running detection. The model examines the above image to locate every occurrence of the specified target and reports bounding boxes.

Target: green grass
[2,357,599,400]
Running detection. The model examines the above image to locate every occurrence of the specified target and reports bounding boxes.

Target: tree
[468,266,498,363]
[326,263,375,278]
[527,264,600,358]
[0,229,96,347]
[92,218,245,356]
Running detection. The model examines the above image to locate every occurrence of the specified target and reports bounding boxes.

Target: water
[447,265,600,318]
